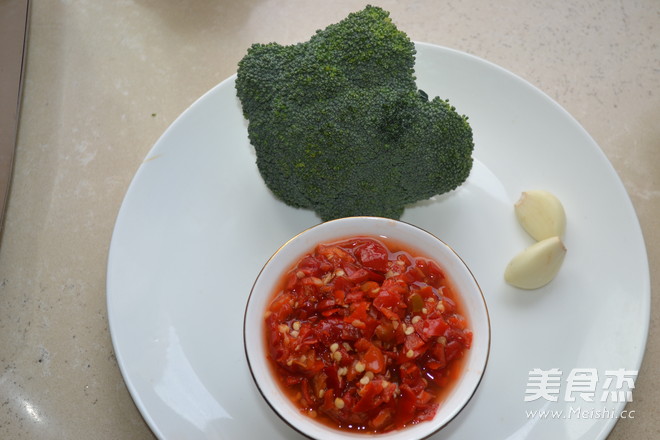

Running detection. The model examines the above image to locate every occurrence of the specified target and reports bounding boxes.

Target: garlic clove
[514,190,566,241]
[504,236,567,289]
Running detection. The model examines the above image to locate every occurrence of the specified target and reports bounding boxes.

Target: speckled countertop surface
[0,1,657,439]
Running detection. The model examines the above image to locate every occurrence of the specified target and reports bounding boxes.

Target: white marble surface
[0,1,657,439]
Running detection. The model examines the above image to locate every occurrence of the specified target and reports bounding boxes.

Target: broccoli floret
[236,5,473,221]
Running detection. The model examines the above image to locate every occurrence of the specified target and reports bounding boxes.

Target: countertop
[0,0,657,439]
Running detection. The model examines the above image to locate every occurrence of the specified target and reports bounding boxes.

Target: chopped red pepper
[354,240,389,272]
[264,237,472,433]
[362,341,386,374]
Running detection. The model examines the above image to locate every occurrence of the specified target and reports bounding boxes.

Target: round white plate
[107,42,650,440]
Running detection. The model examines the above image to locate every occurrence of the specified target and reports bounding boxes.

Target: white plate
[107,42,650,440]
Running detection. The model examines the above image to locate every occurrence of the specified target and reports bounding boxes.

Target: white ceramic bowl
[244,217,490,439]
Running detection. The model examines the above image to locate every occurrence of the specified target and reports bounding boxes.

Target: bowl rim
[243,216,491,439]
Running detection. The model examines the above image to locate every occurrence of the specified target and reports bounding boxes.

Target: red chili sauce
[264,236,472,433]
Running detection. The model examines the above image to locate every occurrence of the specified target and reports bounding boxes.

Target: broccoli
[235,5,474,221]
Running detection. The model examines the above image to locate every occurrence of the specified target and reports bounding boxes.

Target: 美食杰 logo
[523,368,638,420]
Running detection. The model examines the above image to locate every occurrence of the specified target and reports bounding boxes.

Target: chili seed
[330,343,339,353]
[404,326,415,336]
[359,375,370,385]
[296,270,305,279]
[355,361,366,373]
[290,330,299,338]
[406,349,414,358]
[436,302,445,312]
[385,270,398,278]
[335,398,345,409]
[411,316,422,324]
[351,319,365,328]
[292,321,301,331]
[332,351,342,362]
[323,272,335,285]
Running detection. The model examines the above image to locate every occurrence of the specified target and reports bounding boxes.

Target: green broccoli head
[236,5,474,221]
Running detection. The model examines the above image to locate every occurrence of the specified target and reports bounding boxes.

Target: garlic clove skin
[504,236,567,289]
[514,190,566,241]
